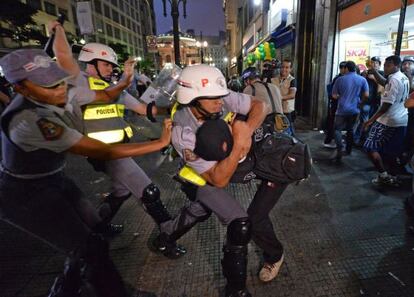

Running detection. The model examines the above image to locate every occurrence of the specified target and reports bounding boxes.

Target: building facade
[0,0,77,54]
[79,0,156,58]
[156,32,200,67]
[223,0,297,76]
[0,0,155,60]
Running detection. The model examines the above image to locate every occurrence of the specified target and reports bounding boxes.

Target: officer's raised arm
[49,21,79,76]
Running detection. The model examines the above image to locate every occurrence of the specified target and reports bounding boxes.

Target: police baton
[44,14,65,58]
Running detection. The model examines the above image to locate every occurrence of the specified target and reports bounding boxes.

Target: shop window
[27,0,41,11]
[94,0,102,14]
[44,1,57,16]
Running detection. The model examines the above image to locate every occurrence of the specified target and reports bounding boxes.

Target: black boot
[83,234,128,297]
[142,184,189,259]
[98,193,131,224]
[48,251,84,297]
[141,184,172,225]
[152,204,212,259]
[222,245,251,297]
[152,232,187,259]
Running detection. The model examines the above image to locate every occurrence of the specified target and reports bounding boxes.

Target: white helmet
[176,64,229,105]
[78,43,119,67]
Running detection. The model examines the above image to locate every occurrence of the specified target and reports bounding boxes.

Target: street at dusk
[1,1,414,297]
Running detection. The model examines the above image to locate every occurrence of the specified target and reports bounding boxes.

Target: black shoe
[152,234,187,259]
[225,288,252,297]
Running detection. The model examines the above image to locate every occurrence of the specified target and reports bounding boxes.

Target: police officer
[58,38,185,258]
[0,41,174,296]
[156,64,268,297]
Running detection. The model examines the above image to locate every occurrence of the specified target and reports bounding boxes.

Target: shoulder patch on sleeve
[183,149,199,162]
[36,118,64,140]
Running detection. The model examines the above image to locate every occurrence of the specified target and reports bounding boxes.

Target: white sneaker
[259,255,284,282]
[323,142,336,149]
[372,174,399,187]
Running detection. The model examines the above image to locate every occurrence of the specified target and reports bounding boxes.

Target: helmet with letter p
[78,43,119,67]
[176,64,229,105]
[78,43,119,82]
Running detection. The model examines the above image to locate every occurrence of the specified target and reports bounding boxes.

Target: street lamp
[162,0,188,66]
[196,40,208,63]
[223,57,229,78]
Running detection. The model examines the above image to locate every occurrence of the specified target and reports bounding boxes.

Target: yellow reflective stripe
[124,126,133,138]
[87,130,126,144]
[178,165,206,186]
[223,112,234,124]
[83,104,125,120]
[88,77,110,90]
[170,102,179,120]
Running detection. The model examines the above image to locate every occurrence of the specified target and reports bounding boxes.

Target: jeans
[334,114,358,154]
[284,111,296,136]
[354,104,371,144]
[247,180,287,264]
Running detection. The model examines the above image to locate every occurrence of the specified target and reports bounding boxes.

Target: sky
[153,0,225,36]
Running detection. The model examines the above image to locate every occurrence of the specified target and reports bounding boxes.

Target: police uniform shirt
[243,82,283,114]
[172,90,251,174]
[74,72,146,111]
[8,74,95,154]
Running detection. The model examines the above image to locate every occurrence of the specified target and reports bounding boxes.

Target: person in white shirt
[363,55,410,186]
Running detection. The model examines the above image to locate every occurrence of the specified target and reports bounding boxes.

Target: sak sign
[345,41,370,71]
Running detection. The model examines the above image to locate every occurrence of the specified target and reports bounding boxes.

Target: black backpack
[253,132,312,184]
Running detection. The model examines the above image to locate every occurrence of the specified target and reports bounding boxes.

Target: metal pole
[171,0,181,66]
[143,0,157,71]
[395,0,408,56]
[200,31,204,63]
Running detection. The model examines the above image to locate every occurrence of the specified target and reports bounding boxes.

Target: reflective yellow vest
[84,77,133,144]
[172,103,234,187]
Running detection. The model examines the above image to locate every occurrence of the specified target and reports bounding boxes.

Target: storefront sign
[337,0,361,10]
[146,35,158,53]
[345,41,370,71]
[391,31,409,50]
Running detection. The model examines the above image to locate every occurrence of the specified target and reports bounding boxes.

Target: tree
[108,42,130,64]
[0,0,47,46]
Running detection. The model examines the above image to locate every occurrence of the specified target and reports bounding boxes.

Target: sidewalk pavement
[1,127,414,297]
